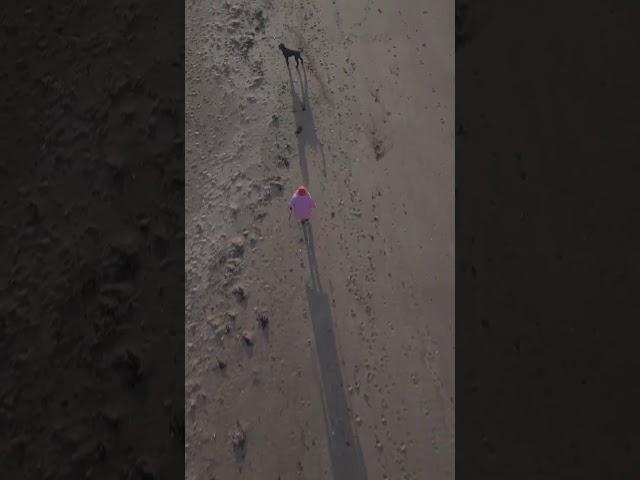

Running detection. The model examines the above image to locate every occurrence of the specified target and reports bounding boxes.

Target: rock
[268,179,283,192]
[225,257,241,274]
[241,330,254,346]
[230,236,245,257]
[276,155,289,168]
[256,313,269,329]
[232,285,247,302]
[229,203,239,217]
[231,422,247,460]
[213,319,232,339]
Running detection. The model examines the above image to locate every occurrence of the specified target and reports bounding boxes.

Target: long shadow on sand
[302,222,368,480]
[287,65,327,185]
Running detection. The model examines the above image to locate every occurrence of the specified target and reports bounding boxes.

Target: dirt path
[186,1,453,479]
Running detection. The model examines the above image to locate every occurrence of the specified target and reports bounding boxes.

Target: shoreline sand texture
[186,0,453,478]
[2,2,185,478]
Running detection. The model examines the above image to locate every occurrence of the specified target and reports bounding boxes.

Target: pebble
[241,330,254,346]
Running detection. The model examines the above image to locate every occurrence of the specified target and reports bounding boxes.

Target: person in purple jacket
[288,185,316,224]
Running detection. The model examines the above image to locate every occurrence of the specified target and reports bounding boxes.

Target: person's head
[297,186,306,195]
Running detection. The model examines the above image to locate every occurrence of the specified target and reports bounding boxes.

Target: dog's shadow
[302,222,368,480]
[287,65,327,185]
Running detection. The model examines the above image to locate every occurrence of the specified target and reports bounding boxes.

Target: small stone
[232,286,247,302]
[230,236,245,257]
[256,313,269,329]
[269,180,283,192]
[242,330,254,346]
[231,422,247,459]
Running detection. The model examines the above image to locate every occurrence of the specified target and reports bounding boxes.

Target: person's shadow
[287,64,327,185]
[302,222,368,480]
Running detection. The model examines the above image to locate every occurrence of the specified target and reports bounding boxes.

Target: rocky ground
[186,0,454,479]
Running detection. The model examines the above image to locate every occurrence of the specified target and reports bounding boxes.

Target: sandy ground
[186,1,454,479]
[2,2,184,479]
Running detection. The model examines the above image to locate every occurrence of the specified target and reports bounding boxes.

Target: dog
[278,43,303,68]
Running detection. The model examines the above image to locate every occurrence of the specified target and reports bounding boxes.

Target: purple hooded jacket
[288,189,316,222]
